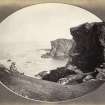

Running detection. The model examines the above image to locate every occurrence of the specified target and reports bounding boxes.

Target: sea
[0,42,67,77]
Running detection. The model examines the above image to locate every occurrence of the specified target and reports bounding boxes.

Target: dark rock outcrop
[67,22,105,73]
[41,38,73,59]
[42,67,76,82]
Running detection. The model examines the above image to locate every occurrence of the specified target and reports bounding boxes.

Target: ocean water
[0,42,67,77]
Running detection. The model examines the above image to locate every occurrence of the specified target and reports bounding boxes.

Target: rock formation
[37,22,105,84]
[42,67,76,82]
[67,22,105,73]
[41,38,73,59]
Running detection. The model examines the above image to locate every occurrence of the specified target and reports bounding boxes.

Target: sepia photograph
[0,0,105,105]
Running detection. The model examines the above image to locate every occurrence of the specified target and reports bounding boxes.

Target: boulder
[57,74,84,85]
[42,67,76,82]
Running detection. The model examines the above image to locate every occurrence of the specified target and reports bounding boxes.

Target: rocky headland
[41,38,73,59]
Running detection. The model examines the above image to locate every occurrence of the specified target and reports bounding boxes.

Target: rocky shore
[37,22,105,85]
[0,22,105,101]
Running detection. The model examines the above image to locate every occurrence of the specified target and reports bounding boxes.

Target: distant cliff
[41,38,73,59]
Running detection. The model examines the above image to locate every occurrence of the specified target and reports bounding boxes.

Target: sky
[0,3,102,47]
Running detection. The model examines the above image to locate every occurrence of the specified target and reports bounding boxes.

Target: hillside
[0,65,104,102]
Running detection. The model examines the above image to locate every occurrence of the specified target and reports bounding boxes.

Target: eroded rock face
[41,39,73,59]
[50,39,73,57]
[67,22,105,73]
[37,22,105,83]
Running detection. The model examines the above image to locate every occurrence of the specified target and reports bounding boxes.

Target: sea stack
[41,38,73,59]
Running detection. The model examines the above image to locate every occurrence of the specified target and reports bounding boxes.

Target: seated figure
[9,62,18,72]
